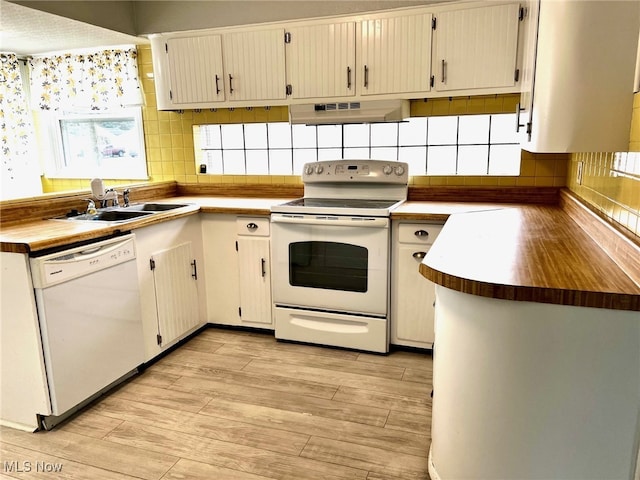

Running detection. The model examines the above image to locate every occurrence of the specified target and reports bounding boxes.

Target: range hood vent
[289,100,409,125]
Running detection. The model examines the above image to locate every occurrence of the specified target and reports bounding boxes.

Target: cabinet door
[359,13,433,95]
[151,242,199,347]
[223,29,287,101]
[434,3,520,92]
[201,215,240,327]
[237,237,272,325]
[285,22,356,99]
[522,1,638,152]
[166,35,225,104]
[394,244,436,345]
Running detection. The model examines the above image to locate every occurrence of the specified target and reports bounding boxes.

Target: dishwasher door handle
[71,239,131,260]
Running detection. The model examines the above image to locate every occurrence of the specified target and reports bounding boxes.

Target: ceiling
[0,0,146,56]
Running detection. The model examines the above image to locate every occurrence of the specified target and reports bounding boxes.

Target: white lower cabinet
[202,214,273,329]
[0,252,50,430]
[237,217,272,325]
[150,242,200,347]
[391,221,442,349]
[135,216,206,361]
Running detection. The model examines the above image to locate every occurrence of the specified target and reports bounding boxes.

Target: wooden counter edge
[389,212,450,221]
[1,208,201,254]
[419,263,640,312]
[198,206,272,215]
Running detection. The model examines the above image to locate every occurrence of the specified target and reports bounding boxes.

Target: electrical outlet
[577,161,584,185]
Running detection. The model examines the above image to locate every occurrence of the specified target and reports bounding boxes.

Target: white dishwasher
[30,234,144,428]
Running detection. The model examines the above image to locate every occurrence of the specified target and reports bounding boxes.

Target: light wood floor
[0,328,433,479]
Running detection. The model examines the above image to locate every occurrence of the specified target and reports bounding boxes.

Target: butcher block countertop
[390,201,510,221]
[2,189,638,311]
[419,194,640,311]
[0,197,289,254]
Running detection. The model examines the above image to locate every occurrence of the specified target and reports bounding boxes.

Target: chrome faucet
[85,199,97,215]
[122,189,130,208]
[101,188,119,208]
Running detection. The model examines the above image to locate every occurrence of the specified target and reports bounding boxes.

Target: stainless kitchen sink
[64,210,154,222]
[121,203,190,212]
[52,202,193,225]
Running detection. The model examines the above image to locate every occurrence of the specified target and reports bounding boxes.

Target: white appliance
[30,234,144,429]
[271,159,408,353]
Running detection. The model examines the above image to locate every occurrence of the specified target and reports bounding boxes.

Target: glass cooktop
[279,198,401,209]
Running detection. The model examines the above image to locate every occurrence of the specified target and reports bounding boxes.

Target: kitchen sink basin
[64,210,154,222]
[54,202,190,223]
[52,202,194,225]
[122,203,190,212]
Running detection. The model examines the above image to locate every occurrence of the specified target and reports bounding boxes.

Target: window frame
[43,107,148,180]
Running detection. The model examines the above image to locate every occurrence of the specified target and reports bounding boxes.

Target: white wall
[12,0,446,35]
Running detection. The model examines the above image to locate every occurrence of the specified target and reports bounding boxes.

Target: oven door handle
[271,215,388,228]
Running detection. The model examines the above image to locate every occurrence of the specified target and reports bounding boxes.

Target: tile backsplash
[566,93,640,238]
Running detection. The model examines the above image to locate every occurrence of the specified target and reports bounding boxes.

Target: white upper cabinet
[358,13,433,95]
[285,22,356,99]
[520,0,639,152]
[151,2,529,108]
[151,28,286,109]
[223,29,287,102]
[165,35,225,105]
[433,3,521,92]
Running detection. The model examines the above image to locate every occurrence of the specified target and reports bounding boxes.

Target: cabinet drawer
[397,223,442,245]
[236,217,270,237]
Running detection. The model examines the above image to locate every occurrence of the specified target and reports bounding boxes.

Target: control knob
[315,164,324,174]
[304,165,314,175]
[383,165,393,175]
[395,165,405,176]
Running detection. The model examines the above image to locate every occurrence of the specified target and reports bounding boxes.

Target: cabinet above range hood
[289,100,409,125]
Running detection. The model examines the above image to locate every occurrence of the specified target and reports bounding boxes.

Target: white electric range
[270,159,408,353]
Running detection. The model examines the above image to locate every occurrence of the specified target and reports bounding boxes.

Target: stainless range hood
[289,100,409,125]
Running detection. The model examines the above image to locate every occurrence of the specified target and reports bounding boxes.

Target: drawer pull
[412,251,426,260]
[415,230,429,237]
[246,222,258,231]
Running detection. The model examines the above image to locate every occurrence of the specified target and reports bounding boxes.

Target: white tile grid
[198,114,520,176]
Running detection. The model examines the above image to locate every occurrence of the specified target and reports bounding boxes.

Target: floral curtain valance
[0,53,42,199]
[29,47,142,111]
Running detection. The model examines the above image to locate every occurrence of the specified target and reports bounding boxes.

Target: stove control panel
[302,159,408,184]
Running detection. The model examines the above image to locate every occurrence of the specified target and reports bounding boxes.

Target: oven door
[271,213,389,316]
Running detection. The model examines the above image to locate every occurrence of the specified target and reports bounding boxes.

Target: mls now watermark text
[3,460,63,473]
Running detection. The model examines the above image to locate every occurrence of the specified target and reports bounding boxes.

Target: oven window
[289,242,368,293]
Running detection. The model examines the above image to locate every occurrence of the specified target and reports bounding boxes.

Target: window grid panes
[48,107,147,179]
[195,114,520,176]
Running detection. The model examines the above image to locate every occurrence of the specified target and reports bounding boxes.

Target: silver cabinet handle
[413,251,426,260]
[215,74,221,95]
[347,66,352,89]
[441,59,446,83]
[261,258,266,277]
[415,230,429,238]
[229,74,234,94]
[246,222,258,231]
[364,65,369,88]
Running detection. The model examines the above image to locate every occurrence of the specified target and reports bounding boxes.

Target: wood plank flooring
[0,328,433,479]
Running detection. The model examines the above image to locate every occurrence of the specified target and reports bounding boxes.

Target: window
[29,47,145,180]
[41,107,147,179]
[194,113,520,176]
